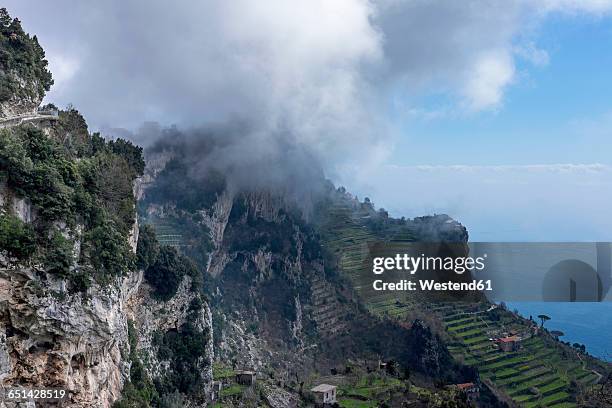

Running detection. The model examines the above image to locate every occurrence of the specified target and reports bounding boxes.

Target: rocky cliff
[139,142,475,398]
[0,256,139,407]
[0,116,213,407]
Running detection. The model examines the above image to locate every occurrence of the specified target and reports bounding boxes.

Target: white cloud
[45,54,79,98]
[5,0,612,148]
[411,164,611,173]
[462,50,516,111]
[375,0,612,113]
[540,0,612,15]
[6,0,385,170]
[6,1,612,241]
[514,42,550,67]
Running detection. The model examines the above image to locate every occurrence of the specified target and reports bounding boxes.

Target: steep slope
[0,114,213,407]
[138,139,481,408]
[0,12,216,406]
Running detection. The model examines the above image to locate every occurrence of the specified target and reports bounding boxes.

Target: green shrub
[114,321,159,408]
[0,127,34,194]
[68,271,91,294]
[108,138,145,177]
[91,152,136,234]
[159,391,186,408]
[0,8,53,102]
[144,246,198,301]
[0,213,35,259]
[136,224,160,270]
[85,218,135,279]
[1,121,144,287]
[155,320,210,395]
[43,229,73,276]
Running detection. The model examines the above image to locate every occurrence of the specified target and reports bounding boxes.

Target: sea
[506,302,612,362]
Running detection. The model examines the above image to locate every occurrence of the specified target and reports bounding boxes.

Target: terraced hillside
[317,198,474,318]
[318,198,607,407]
[358,298,604,407]
[308,272,349,338]
[431,302,603,407]
[149,219,185,247]
[317,202,421,317]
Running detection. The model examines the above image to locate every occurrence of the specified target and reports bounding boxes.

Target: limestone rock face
[201,190,234,278]
[0,181,36,224]
[201,187,335,379]
[0,248,214,408]
[126,276,213,397]
[0,266,141,407]
[0,73,42,120]
[0,183,134,405]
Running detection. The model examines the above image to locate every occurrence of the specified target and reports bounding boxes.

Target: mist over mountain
[8,0,612,184]
[141,121,328,212]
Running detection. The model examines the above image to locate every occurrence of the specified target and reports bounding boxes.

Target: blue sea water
[506,302,612,362]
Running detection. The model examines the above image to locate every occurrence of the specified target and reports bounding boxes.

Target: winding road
[0,112,58,128]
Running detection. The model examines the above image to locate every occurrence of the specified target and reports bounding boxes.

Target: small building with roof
[496,335,521,352]
[454,382,480,401]
[310,384,337,405]
[235,370,256,386]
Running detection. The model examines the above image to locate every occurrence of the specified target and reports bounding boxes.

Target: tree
[144,246,198,301]
[0,8,53,103]
[537,314,551,328]
[159,391,186,408]
[108,138,145,176]
[43,229,74,276]
[93,152,136,233]
[0,214,36,259]
[550,330,564,340]
[85,218,135,278]
[136,224,159,270]
[385,360,398,376]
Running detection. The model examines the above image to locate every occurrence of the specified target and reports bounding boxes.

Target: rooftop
[455,382,476,390]
[311,384,336,393]
[498,335,520,343]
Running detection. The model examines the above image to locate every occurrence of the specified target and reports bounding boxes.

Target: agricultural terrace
[319,202,606,407]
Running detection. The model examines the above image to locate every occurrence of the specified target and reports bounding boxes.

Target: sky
[5,0,612,242]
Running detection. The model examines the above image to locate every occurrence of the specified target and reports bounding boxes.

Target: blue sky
[339,11,612,242]
[388,14,612,166]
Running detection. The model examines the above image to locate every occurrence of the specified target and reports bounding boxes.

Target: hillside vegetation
[0,8,53,104]
[317,191,610,407]
[0,109,143,290]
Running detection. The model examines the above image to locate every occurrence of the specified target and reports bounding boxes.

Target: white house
[310,384,337,405]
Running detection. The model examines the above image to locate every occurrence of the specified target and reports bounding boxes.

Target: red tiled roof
[456,383,475,390]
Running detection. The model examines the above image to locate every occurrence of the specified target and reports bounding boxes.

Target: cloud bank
[6,0,611,167]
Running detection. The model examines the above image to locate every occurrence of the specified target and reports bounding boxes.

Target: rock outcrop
[0,73,41,120]
[126,276,213,397]
[0,262,141,407]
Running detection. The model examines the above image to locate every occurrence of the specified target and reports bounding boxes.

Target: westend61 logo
[372,253,487,275]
